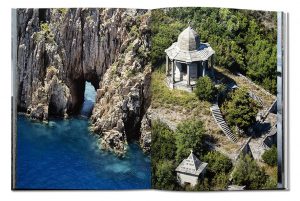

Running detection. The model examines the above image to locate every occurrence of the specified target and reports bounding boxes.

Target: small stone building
[165,25,215,92]
[175,150,208,187]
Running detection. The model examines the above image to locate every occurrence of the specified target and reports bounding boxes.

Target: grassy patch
[151,70,200,110]
[215,67,276,108]
[258,161,278,189]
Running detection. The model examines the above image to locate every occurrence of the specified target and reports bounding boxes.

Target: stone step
[214,115,223,121]
[213,113,223,119]
[210,105,238,143]
[212,111,222,116]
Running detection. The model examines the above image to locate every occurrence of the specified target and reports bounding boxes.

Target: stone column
[211,55,215,78]
[166,55,169,75]
[202,61,206,77]
[171,60,175,84]
[187,63,190,86]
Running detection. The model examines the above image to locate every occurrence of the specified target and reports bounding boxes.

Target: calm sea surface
[16,82,151,189]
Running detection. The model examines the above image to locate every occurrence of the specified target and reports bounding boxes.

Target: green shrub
[262,145,277,166]
[194,178,210,191]
[232,154,268,189]
[40,22,50,33]
[39,22,54,43]
[151,120,176,162]
[154,160,177,190]
[151,121,177,190]
[202,151,232,190]
[175,119,205,162]
[150,10,185,66]
[129,25,139,37]
[264,176,278,189]
[58,8,68,16]
[211,172,229,190]
[222,88,259,131]
[203,151,232,175]
[194,76,217,102]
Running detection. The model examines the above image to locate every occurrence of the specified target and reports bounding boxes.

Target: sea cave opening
[80,81,97,117]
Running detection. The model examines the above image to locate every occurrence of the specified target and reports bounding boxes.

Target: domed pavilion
[165,25,215,92]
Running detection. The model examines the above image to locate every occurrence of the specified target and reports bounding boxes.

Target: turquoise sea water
[15,82,151,189]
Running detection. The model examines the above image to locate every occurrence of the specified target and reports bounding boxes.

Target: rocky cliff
[16,8,151,155]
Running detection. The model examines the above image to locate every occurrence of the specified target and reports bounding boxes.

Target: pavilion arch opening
[181,63,187,74]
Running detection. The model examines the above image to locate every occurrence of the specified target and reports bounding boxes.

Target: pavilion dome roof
[165,25,215,62]
[177,26,201,51]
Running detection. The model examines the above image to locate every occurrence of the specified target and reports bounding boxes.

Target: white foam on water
[104,160,132,173]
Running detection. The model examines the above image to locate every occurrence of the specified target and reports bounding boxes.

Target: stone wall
[177,172,199,187]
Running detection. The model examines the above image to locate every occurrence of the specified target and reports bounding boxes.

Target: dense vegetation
[151,119,233,190]
[194,76,218,102]
[151,119,277,190]
[175,120,205,162]
[150,8,278,191]
[151,8,277,94]
[202,151,232,190]
[262,145,278,166]
[151,120,178,190]
[222,88,259,132]
[152,120,206,190]
[232,154,268,189]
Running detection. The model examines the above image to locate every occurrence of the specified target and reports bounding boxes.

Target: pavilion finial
[188,20,191,27]
[190,149,193,154]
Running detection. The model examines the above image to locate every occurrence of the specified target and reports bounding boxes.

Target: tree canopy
[150,8,277,94]
[202,151,232,190]
[232,154,268,189]
[154,160,177,190]
[222,88,259,131]
[151,120,178,190]
[151,120,176,162]
[203,151,232,175]
[175,119,205,162]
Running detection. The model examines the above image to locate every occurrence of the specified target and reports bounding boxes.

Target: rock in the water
[100,130,128,157]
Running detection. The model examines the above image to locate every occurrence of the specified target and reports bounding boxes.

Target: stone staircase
[210,104,238,143]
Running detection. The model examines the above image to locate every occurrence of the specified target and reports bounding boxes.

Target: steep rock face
[16,8,151,155]
[17,8,147,117]
[90,13,152,155]
[17,9,45,116]
[139,110,152,154]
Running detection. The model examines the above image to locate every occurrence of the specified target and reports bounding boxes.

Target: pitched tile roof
[175,150,208,176]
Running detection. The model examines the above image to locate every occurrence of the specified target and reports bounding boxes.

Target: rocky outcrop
[16,8,152,155]
[28,66,71,120]
[139,111,151,154]
[90,13,152,155]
